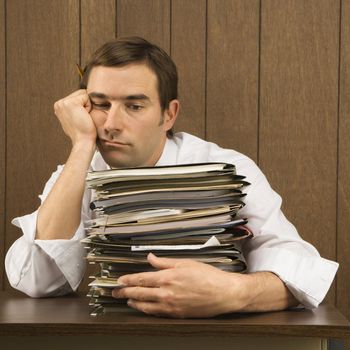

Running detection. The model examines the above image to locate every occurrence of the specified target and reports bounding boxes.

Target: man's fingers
[56,89,89,105]
[54,89,92,115]
[117,255,195,287]
[147,252,185,270]
[67,89,91,106]
[118,270,165,287]
[112,286,161,302]
[66,89,88,98]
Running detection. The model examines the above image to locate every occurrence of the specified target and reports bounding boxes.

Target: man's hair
[80,36,178,137]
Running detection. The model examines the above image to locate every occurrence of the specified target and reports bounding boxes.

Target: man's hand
[112,253,299,318]
[112,253,251,318]
[54,89,97,146]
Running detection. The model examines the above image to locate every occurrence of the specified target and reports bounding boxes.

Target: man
[5,37,338,318]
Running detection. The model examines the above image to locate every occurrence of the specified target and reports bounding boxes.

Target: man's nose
[103,105,124,132]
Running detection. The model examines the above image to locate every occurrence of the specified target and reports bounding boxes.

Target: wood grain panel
[79,0,117,293]
[81,0,116,64]
[207,0,259,161]
[337,0,350,322]
[171,0,206,138]
[117,0,170,53]
[0,0,5,290]
[259,0,339,302]
[5,0,79,290]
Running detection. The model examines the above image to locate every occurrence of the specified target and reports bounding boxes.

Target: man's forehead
[87,64,156,86]
[87,64,158,99]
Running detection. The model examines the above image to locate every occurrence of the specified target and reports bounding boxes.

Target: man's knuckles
[54,98,79,111]
[54,94,88,112]
[158,288,176,305]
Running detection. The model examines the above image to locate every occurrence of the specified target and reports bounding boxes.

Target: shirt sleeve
[5,165,91,298]
[238,158,339,309]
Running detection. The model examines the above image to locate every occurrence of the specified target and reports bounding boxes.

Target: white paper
[131,235,221,251]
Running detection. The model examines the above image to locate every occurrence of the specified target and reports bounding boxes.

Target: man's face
[87,64,177,168]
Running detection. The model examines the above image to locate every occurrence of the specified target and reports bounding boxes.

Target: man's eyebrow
[88,92,150,101]
[88,92,110,99]
[124,94,150,101]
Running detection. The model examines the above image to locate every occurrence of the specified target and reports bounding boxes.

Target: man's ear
[163,99,180,131]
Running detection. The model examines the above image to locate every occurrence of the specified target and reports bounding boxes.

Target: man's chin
[99,152,127,169]
[98,148,139,169]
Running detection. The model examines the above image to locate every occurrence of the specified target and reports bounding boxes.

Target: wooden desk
[0,291,349,350]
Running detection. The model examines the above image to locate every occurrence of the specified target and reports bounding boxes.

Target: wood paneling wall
[1,0,349,328]
[338,0,350,346]
[0,0,5,291]
[260,0,340,303]
[172,0,206,138]
[207,0,259,161]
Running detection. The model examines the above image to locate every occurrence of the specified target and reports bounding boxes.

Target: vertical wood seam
[335,0,343,308]
[257,0,262,166]
[169,0,172,56]
[115,0,118,37]
[204,0,208,140]
[2,0,7,291]
[79,0,81,67]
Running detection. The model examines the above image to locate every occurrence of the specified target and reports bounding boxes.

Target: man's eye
[127,104,143,111]
[92,102,110,110]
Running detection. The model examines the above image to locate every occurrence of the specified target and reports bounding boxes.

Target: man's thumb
[147,252,178,270]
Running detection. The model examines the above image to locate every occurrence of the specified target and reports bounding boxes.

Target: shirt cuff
[246,247,339,308]
[34,220,87,291]
[12,211,86,291]
[11,210,39,243]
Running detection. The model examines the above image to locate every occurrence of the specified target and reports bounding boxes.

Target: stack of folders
[82,162,252,316]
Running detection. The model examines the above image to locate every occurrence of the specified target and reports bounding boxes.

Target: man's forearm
[36,141,95,240]
[229,271,299,313]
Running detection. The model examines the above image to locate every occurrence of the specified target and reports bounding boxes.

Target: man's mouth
[99,138,128,147]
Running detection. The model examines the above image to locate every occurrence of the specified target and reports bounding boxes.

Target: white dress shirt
[5,132,338,307]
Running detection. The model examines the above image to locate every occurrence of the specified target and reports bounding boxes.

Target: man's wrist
[235,272,267,312]
[218,272,253,314]
[71,139,96,161]
[72,138,96,151]
[224,271,299,313]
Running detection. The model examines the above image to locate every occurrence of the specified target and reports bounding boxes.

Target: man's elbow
[14,276,74,298]
[6,245,74,298]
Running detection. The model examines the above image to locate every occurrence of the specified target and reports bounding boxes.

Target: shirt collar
[90,151,110,171]
[155,136,178,166]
